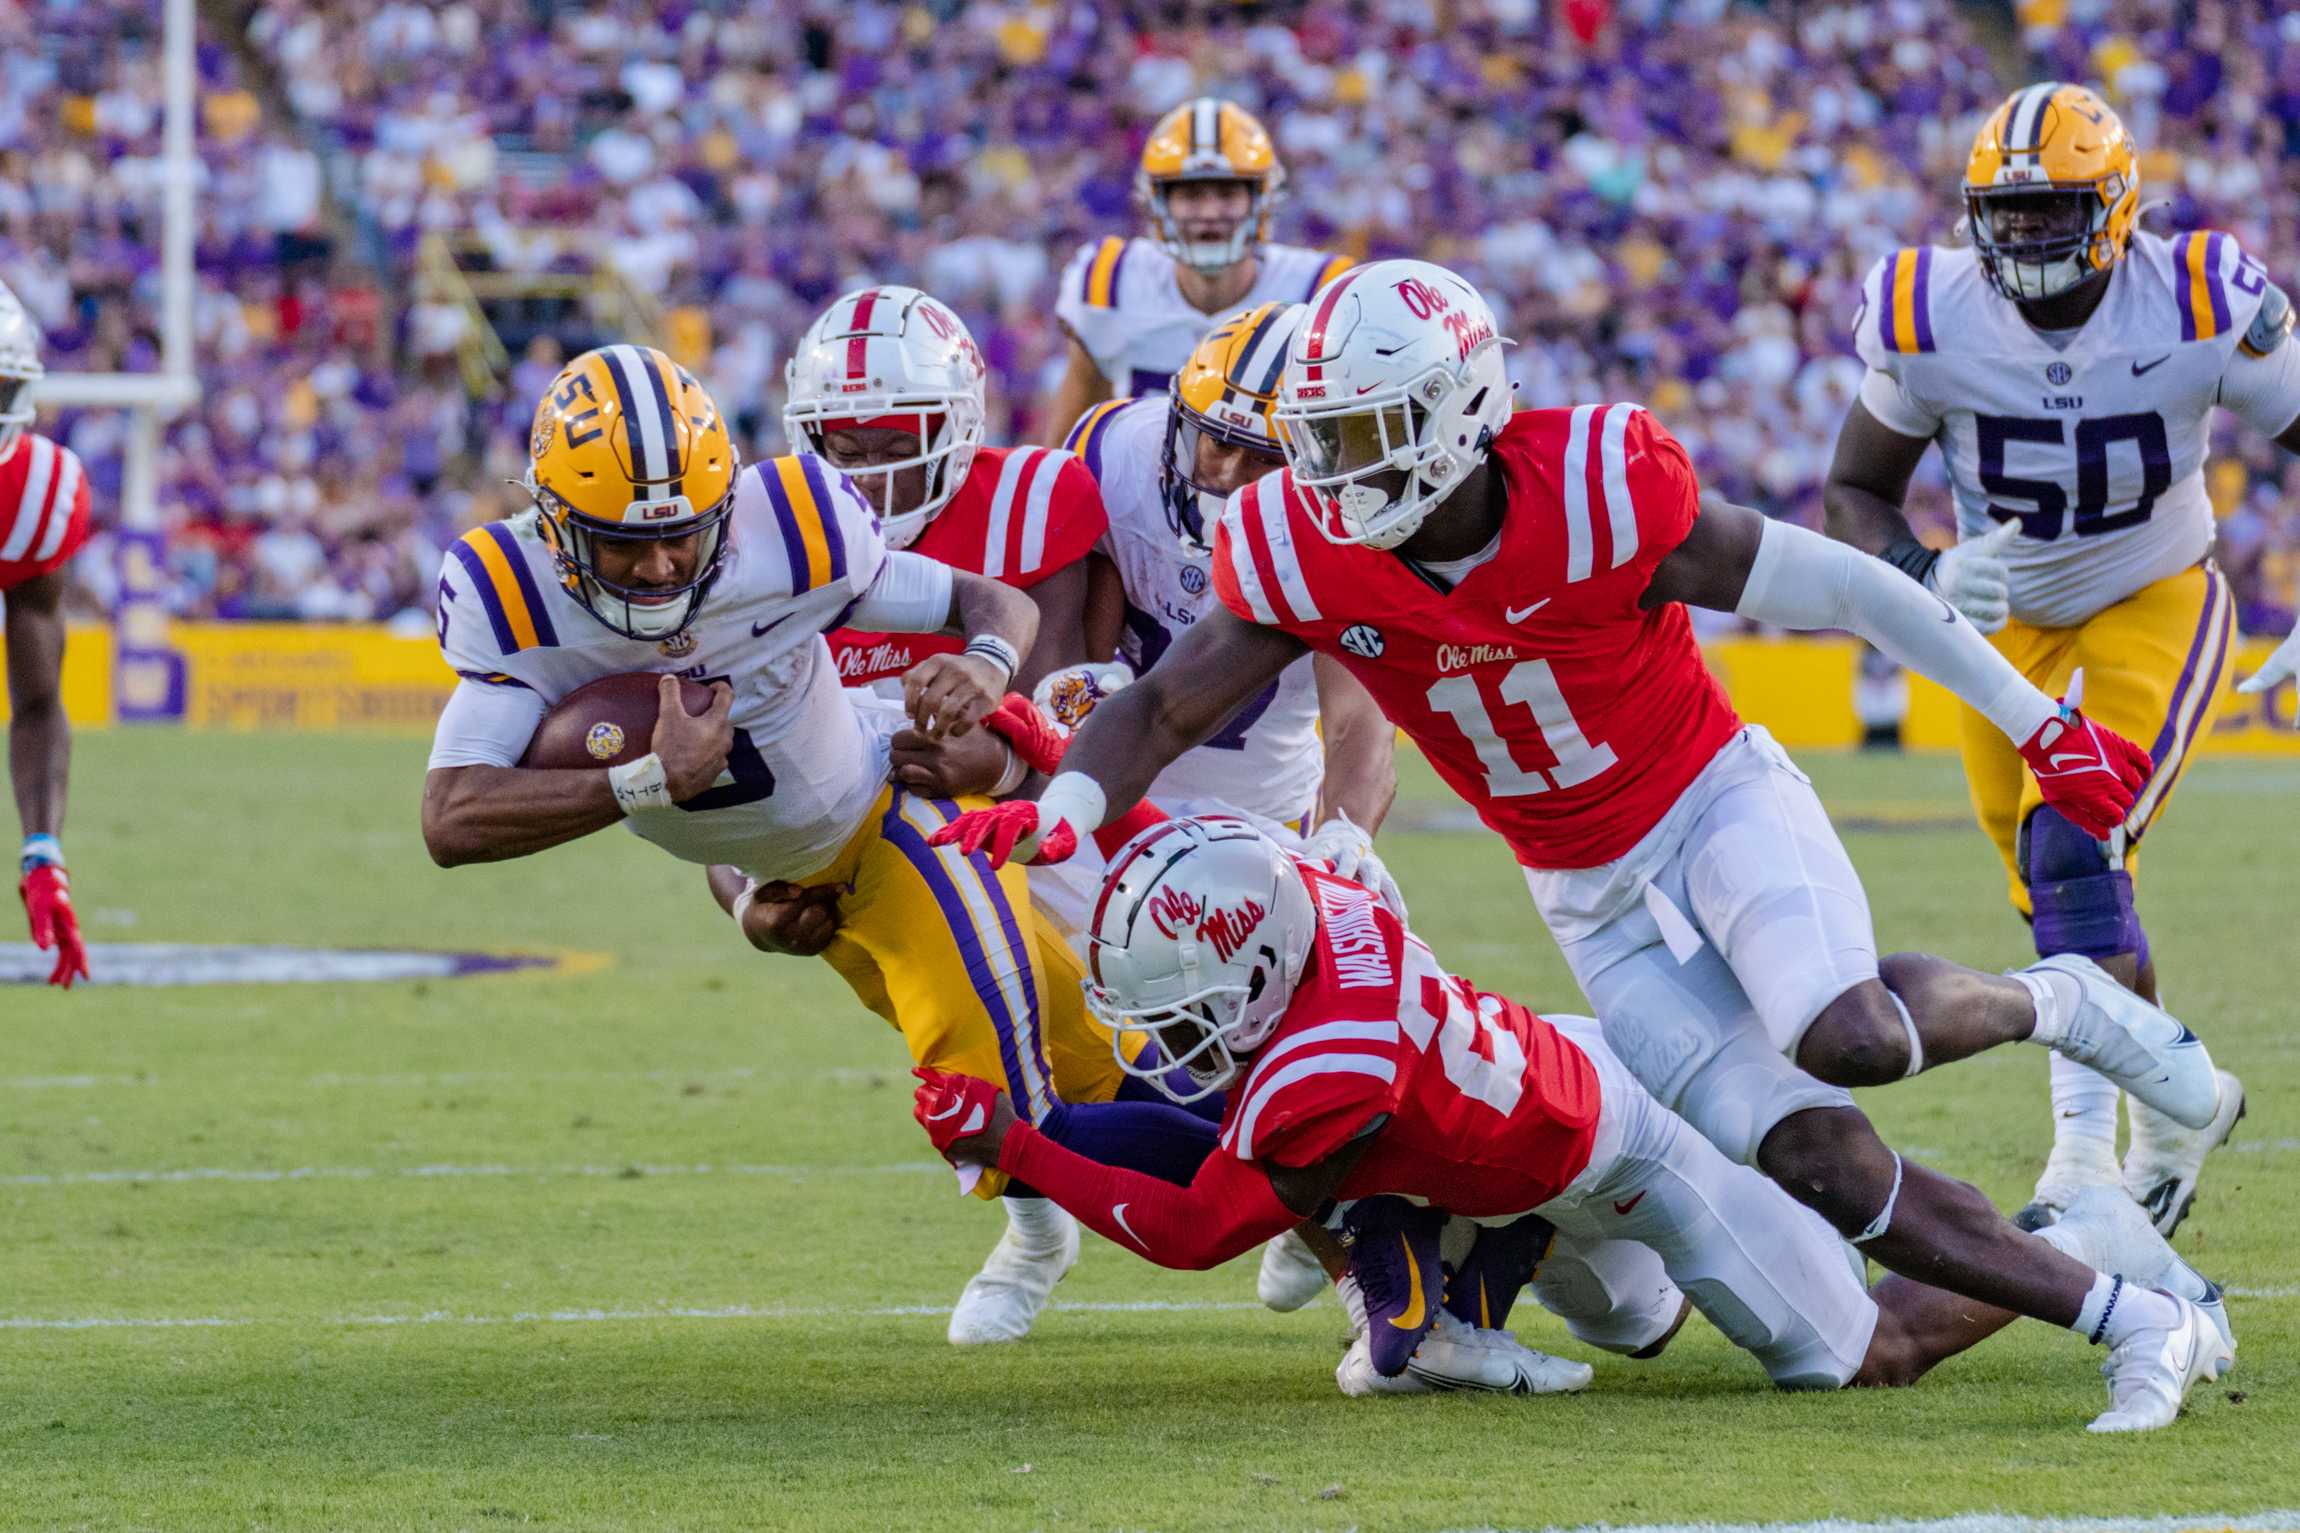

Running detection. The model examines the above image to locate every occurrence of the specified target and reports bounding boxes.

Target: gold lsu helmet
[523,343,740,640]
[1160,301,1305,553]
[1964,82,2140,303]
[1135,97,1284,274]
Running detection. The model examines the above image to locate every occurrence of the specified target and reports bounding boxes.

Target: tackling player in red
[0,281,91,989]
[930,259,2233,1410]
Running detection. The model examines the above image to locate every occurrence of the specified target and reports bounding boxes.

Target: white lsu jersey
[431,455,899,882]
[1069,393,1323,830]
[1057,236,1350,400]
[1857,229,2300,627]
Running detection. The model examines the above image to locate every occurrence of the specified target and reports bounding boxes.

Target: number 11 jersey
[1210,407,1740,871]
[1854,229,2300,627]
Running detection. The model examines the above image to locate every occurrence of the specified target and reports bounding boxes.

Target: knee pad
[2021,807,2139,960]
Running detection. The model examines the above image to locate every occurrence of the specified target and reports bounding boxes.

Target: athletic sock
[2070,1272,2179,1347]
[1002,1194,1068,1251]
[2016,966,2085,1047]
[2045,1052,2121,1168]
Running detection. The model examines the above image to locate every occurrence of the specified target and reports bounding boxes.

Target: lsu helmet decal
[1964,83,2140,303]
[523,344,739,640]
[1161,301,1305,554]
[1135,97,1285,273]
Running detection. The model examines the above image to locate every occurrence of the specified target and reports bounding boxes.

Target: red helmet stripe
[1297,266,1365,384]
[1088,818,1194,943]
[845,289,880,382]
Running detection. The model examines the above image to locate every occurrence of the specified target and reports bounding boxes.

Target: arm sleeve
[1859,365,1944,438]
[1734,514,2056,742]
[426,677,549,770]
[843,549,954,633]
[998,1120,1299,1270]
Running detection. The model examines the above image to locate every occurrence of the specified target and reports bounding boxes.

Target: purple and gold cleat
[1339,1196,1446,1378]
[1444,1213,1554,1332]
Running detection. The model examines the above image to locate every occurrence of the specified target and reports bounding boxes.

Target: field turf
[3,729,2294,1531]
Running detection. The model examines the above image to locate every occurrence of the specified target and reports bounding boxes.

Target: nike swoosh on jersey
[2131,355,2172,376]
[1505,598,1552,622]
[1385,1233,1428,1330]
[1110,1202,1146,1250]
[1612,1190,1648,1216]
[752,612,799,638]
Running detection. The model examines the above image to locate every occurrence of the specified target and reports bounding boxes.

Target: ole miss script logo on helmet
[1147,886,1268,962]
[1396,275,1493,361]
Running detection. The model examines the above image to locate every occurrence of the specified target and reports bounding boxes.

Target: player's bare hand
[912,1066,1014,1165]
[739,880,842,956]
[891,724,1013,797]
[902,653,1004,740]
[654,675,733,801]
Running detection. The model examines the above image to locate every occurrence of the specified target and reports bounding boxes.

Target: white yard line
[0,1298,1288,1332]
[1503,1516,2300,1533]
[0,1065,901,1091]
[1,1160,946,1186]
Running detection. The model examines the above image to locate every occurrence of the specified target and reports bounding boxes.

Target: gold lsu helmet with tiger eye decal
[1160,301,1306,554]
[1135,97,1285,274]
[522,344,740,640]
[1964,82,2140,303]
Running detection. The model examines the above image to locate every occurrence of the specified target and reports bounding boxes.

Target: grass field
[4,729,2295,1532]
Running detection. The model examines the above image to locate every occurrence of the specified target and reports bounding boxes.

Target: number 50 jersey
[1855,228,2300,627]
[433,455,898,882]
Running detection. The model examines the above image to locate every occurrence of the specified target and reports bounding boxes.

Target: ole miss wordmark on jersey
[1211,407,1741,869]
[1218,862,1603,1212]
[826,445,1105,685]
[0,435,91,589]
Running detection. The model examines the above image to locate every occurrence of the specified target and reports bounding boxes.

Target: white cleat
[2035,1187,2235,1359]
[946,1208,1079,1345]
[1405,1311,1594,1396]
[2025,955,2219,1130]
[2088,1291,2232,1433]
[1258,1229,1329,1313]
[1335,1334,1433,1396]
[2012,1140,2124,1232]
[2124,1069,2246,1238]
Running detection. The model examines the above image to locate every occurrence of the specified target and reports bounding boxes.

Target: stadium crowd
[11,0,2300,634]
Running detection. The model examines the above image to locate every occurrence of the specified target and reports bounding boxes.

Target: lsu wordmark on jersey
[428,349,1133,1196]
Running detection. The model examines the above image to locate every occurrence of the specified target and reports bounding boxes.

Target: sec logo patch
[585,722,627,760]
[1339,624,1385,659]
[2045,361,2073,386]
[1179,564,1207,595]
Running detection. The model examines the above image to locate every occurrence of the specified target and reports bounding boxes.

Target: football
[519,673,715,770]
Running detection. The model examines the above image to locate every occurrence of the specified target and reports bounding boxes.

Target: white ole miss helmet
[783,285,987,549]
[1273,259,1512,550]
[1085,816,1316,1105]
[0,280,45,466]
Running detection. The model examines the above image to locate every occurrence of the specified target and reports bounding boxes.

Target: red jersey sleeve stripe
[1599,403,1641,571]
[1231,1019,1400,1112]
[31,448,84,564]
[1251,475,1322,622]
[1221,484,1283,625]
[1560,404,1597,582]
[1,436,58,562]
[1013,447,1061,573]
[979,447,1035,579]
[1227,1052,1397,1162]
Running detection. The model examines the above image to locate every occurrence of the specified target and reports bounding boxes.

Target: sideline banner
[10,624,2300,755]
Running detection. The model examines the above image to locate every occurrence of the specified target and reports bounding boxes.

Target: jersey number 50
[1977,412,2171,540]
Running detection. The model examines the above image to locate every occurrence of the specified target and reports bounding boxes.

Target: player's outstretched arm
[897,569,1039,740]
[2234,413,2300,717]
[6,569,87,988]
[423,678,732,866]
[1821,398,1934,560]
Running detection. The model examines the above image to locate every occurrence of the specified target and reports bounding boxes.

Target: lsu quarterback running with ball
[1824,84,2285,1236]
[419,345,1150,1345]
[937,258,2237,1429]
[1042,96,1351,433]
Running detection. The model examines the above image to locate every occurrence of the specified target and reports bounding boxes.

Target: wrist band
[729,878,764,927]
[608,754,674,814]
[1880,537,1941,587]
[962,634,1020,683]
[990,742,1030,797]
[20,834,63,875]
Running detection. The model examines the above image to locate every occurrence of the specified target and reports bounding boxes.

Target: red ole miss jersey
[1212,406,1741,869]
[1217,862,1601,1214]
[0,434,92,590]
[826,445,1106,685]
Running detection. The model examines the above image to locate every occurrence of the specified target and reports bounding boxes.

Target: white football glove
[1307,809,1406,921]
[1029,661,1134,731]
[2237,620,2300,722]
[1923,519,2018,634]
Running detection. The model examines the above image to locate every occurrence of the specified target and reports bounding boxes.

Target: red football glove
[20,864,90,990]
[2015,669,2152,840]
[979,693,1071,776]
[912,1066,1009,1159]
[929,799,1080,868]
